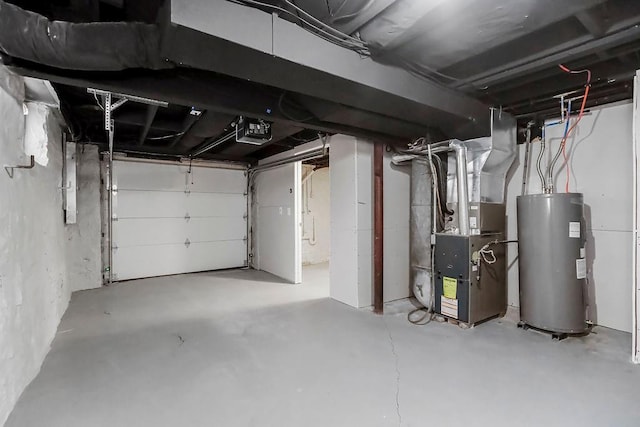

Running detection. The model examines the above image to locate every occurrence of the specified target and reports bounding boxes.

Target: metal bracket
[184,213,191,222]
[87,88,168,109]
[185,238,191,248]
[4,155,35,179]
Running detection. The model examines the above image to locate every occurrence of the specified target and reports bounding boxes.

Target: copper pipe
[373,142,384,314]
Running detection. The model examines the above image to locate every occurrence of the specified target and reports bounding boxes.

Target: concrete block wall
[0,67,102,424]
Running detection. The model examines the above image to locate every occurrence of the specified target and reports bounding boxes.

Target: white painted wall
[506,101,633,332]
[383,150,411,302]
[0,68,102,424]
[301,166,330,265]
[330,135,411,308]
[254,163,302,283]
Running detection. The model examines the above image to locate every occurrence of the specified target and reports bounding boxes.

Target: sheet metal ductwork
[0,0,170,71]
[410,158,433,309]
[404,110,516,315]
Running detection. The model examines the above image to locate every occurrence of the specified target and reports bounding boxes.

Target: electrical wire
[478,240,518,265]
[408,307,434,325]
[561,99,572,193]
[147,132,185,141]
[93,93,104,111]
[548,64,592,193]
[547,100,572,191]
[281,0,367,45]
[230,0,370,55]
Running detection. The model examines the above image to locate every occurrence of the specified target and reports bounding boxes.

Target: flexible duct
[0,1,172,71]
[410,158,433,308]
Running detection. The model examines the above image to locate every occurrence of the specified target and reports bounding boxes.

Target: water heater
[517,193,588,334]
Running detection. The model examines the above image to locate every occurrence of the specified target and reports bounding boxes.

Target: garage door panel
[188,217,246,242]
[115,162,190,192]
[113,217,246,247]
[111,160,248,281]
[113,240,247,281]
[115,191,246,219]
[188,168,247,193]
[115,191,189,218]
[186,193,246,218]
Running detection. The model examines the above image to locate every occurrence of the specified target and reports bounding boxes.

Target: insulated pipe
[373,142,384,314]
[410,158,433,309]
[0,1,171,71]
[451,142,470,235]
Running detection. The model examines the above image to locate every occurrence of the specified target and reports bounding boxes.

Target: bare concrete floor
[7,263,640,427]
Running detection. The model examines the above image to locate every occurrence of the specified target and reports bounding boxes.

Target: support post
[107,119,114,285]
[632,69,640,363]
[373,142,384,314]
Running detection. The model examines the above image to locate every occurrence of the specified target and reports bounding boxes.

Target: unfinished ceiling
[1,0,639,162]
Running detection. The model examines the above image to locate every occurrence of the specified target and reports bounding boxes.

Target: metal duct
[0,1,171,71]
[447,110,517,206]
[410,158,433,308]
[450,141,470,235]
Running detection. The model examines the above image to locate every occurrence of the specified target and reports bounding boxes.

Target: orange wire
[558,64,591,193]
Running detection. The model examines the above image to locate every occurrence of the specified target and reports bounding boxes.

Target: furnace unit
[431,111,516,326]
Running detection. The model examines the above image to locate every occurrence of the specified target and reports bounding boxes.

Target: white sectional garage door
[111,160,247,281]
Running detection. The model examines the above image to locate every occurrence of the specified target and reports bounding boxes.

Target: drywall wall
[505,101,633,333]
[301,166,330,265]
[254,163,302,283]
[330,135,411,308]
[0,67,102,425]
[330,136,372,307]
[0,68,69,425]
[383,150,411,302]
[66,144,102,292]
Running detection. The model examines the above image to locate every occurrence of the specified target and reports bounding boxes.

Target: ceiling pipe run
[0,0,171,71]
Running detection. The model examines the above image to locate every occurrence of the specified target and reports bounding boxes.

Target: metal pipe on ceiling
[0,0,171,71]
[191,131,236,157]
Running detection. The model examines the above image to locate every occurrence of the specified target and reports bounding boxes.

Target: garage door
[111,160,247,281]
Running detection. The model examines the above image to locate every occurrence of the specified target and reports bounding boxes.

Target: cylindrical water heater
[517,193,588,334]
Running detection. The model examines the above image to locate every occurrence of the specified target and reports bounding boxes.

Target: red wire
[558,64,591,193]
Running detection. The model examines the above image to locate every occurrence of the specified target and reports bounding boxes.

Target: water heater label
[576,258,587,279]
[441,296,458,319]
[569,222,581,238]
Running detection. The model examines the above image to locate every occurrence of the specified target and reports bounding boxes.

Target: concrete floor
[7,263,640,427]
